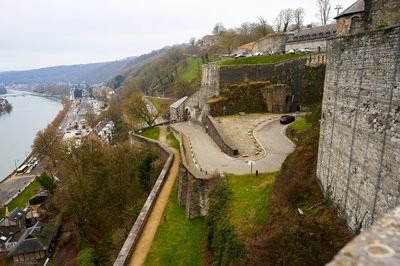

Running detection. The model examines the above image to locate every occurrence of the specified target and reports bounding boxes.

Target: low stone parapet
[114,133,174,266]
[328,206,400,266]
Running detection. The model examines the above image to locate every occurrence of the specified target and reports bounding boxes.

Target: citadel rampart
[204,55,326,110]
[114,133,173,265]
[169,126,216,219]
[317,26,400,232]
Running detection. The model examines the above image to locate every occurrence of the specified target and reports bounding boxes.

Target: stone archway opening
[184,107,191,121]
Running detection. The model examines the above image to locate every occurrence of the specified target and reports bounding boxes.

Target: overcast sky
[0,0,355,72]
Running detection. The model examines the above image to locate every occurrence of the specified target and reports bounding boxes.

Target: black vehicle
[280,115,295,124]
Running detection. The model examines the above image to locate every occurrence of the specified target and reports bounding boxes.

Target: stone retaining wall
[114,133,174,266]
[317,26,400,232]
[169,126,217,219]
[204,115,238,156]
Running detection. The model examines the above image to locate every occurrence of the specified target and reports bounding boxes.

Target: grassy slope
[145,182,205,266]
[219,53,311,66]
[139,127,160,141]
[227,173,275,240]
[166,131,180,150]
[181,58,202,82]
[288,117,309,133]
[246,107,353,265]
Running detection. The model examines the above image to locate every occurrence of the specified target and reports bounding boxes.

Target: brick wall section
[114,133,174,266]
[317,26,400,232]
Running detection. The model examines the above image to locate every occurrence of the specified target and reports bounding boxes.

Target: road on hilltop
[171,119,295,175]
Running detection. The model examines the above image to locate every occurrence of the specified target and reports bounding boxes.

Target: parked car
[287,49,295,54]
[253,52,264,56]
[280,115,295,124]
[234,54,246,59]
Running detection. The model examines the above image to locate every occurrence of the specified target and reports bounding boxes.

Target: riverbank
[0,89,63,181]
[0,97,12,114]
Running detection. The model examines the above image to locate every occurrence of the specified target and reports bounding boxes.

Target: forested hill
[0,58,136,84]
[0,57,141,84]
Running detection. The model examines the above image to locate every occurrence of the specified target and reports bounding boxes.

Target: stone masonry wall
[365,0,400,29]
[218,57,325,107]
[169,126,216,218]
[317,26,400,232]
[204,115,238,156]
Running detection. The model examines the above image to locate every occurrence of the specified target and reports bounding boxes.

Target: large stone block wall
[183,55,325,124]
[317,26,400,232]
[218,58,325,106]
[204,115,238,156]
[169,126,216,219]
[252,33,287,54]
[177,166,213,218]
[365,0,400,29]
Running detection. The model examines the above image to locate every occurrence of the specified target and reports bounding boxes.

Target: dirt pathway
[128,126,180,266]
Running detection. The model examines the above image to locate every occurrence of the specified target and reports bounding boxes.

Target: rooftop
[335,0,365,19]
[170,96,188,109]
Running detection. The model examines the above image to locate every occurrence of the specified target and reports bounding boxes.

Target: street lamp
[248,160,255,174]
[335,5,343,16]
[14,159,19,170]
[25,151,29,159]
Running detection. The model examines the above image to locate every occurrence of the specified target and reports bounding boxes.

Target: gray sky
[0,0,355,72]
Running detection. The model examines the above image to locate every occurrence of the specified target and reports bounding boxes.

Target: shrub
[205,179,243,265]
[77,247,96,266]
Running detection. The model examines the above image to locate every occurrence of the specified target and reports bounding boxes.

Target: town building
[285,24,337,52]
[334,0,365,36]
[252,32,287,54]
[9,222,58,263]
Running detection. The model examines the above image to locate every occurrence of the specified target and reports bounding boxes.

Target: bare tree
[212,22,226,35]
[255,17,274,37]
[293,8,305,31]
[218,29,237,56]
[32,124,59,167]
[123,92,160,128]
[189,37,196,46]
[317,0,331,25]
[274,15,283,32]
[276,8,294,32]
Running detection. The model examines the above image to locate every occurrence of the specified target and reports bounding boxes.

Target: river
[0,89,62,181]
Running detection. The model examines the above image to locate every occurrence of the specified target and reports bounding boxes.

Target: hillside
[0,59,137,84]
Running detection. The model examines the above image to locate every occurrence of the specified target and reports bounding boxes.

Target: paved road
[0,174,36,204]
[171,119,295,174]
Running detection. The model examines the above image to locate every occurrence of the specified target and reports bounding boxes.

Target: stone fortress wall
[317,0,400,232]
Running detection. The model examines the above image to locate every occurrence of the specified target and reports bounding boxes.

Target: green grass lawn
[166,131,180,150]
[219,53,312,66]
[0,180,42,217]
[145,182,205,266]
[181,58,202,82]
[226,173,275,239]
[288,117,310,133]
[139,127,160,141]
